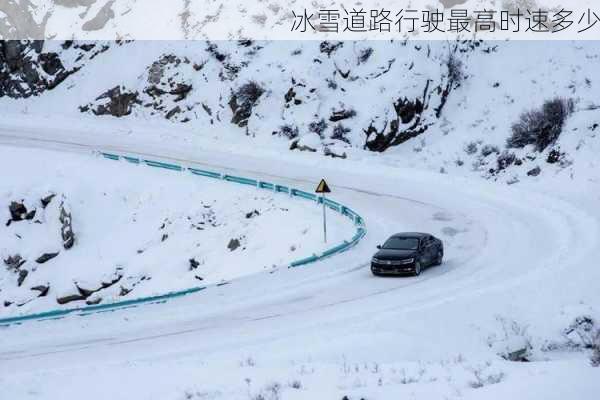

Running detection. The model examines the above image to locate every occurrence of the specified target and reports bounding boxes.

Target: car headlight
[399,258,414,265]
[372,257,381,263]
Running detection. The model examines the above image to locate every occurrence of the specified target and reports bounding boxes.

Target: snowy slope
[0,145,352,315]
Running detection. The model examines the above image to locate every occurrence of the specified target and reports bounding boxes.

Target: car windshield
[382,237,419,250]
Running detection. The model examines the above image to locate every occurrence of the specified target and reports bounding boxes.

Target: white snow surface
[0,145,352,315]
[0,39,599,400]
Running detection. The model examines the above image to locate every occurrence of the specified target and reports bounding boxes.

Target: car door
[424,237,435,265]
[419,238,429,264]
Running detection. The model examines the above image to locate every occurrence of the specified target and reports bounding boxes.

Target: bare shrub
[331,124,351,144]
[274,124,299,140]
[507,98,574,151]
[250,383,281,400]
[308,118,328,137]
[446,52,465,87]
[358,47,374,64]
[288,380,302,389]
[496,151,517,171]
[545,315,600,366]
[464,141,478,155]
[468,365,505,389]
[481,144,500,157]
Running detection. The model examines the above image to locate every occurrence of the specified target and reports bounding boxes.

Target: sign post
[315,179,331,243]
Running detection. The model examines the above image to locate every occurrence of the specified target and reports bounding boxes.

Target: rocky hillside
[1,40,599,183]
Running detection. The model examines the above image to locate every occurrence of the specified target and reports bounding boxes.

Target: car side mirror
[376,245,382,249]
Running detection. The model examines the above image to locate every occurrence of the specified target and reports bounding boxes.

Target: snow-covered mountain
[2,40,599,184]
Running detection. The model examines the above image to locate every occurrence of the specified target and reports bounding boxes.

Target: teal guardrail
[223,175,258,186]
[188,167,222,179]
[0,286,206,326]
[123,156,140,164]
[258,181,274,190]
[0,152,366,327]
[143,159,183,171]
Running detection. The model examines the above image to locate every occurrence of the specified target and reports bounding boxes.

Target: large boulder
[56,294,86,305]
[36,252,59,264]
[84,86,141,117]
[229,82,264,127]
[8,201,27,221]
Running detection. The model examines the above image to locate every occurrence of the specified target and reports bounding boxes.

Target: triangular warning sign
[315,179,331,193]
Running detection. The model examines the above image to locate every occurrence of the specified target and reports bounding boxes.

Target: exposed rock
[290,140,317,153]
[245,210,260,219]
[56,293,86,305]
[4,254,26,271]
[9,201,27,221]
[86,86,141,117]
[101,274,123,288]
[284,87,296,103]
[329,109,356,122]
[119,286,132,296]
[227,238,241,251]
[229,81,264,127]
[39,52,63,76]
[189,258,200,270]
[319,41,343,57]
[324,147,347,159]
[527,166,541,177]
[36,252,60,264]
[76,284,96,298]
[547,149,563,164]
[31,285,50,297]
[166,106,182,120]
[364,90,430,152]
[59,202,75,249]
[24,209,37,220]
[86,296,103,305]
[171,83,192,102]
[17,269,29,287]
[41,193,56,208]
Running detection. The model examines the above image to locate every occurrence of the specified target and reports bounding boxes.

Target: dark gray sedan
[371,233,443,276]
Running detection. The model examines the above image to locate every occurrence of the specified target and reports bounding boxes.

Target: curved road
[0,126,598,398]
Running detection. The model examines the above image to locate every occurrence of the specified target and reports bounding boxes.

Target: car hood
[374,249,417,260]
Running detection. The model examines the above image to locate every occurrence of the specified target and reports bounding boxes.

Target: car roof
[391,232,430,239]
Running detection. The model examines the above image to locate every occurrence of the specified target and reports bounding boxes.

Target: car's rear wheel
[433,251,443,266]
[414,261,422,276]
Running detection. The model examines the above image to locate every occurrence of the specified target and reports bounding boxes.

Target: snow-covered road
[0,122,598,400]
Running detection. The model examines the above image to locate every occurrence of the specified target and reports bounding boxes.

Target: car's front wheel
[414,261,422,276]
